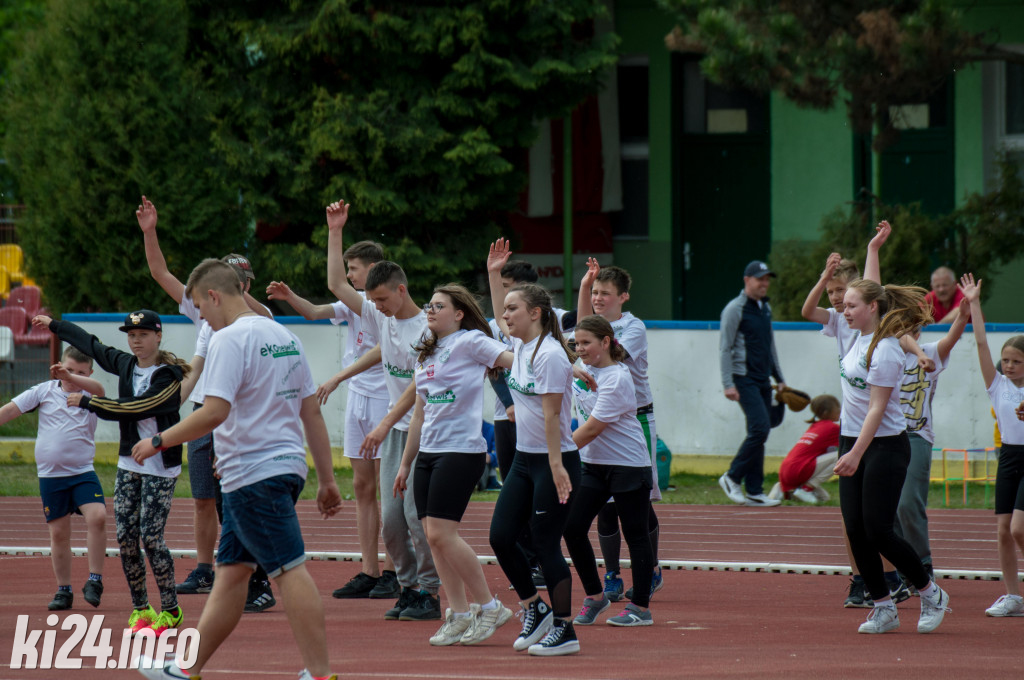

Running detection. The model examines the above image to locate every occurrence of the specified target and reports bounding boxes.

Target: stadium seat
[7,285,41,316]
[0,305,27,337]
[0,245,26,284]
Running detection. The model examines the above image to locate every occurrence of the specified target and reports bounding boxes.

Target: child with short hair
[0,347,107,610]
[769,395,840,504]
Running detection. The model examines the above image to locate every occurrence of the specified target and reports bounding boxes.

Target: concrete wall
[20,315,1019,473]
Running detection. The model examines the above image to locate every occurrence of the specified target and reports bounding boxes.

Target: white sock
[454,610,472,619]
[480,598,498,611]
[920,581,939,600]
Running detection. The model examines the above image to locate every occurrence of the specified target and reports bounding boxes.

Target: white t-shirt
[987,373,1024,446]
[202,316,316,492]
[360,300,427,431]
[839,334,907,438]
[508,335,575,453]
[489,319,514,422]
[572,363,649,467]
[13,381,98,478]
[900,341,948,444]
[330,298,387,398]
[116,364,180,478]
[415,329,506,453]
[821,307,860,360]
[608,312,653,408]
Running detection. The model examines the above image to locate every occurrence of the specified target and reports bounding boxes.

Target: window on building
[985,51,1024,187]
[611,56,650,240]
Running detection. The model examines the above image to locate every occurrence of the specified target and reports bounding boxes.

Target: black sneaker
[512,598,553,651]
[332,572,378,599]
[82,580,103,608]
[48,590,73,611]
[844,578,872,608]
[243,579,276,613]
[384,586,418,620]
[176,568,214,594]
[368,570,400,599]
[399,591,442,621]
[531,565,547,590]
[889,579,912,604]
[527,618,580,656]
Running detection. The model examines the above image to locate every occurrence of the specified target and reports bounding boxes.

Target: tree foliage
[0,0,44,198]
[3,0,246,314]
[769,155,1024,320]
[190,0,619,301]
[657,0,999,150]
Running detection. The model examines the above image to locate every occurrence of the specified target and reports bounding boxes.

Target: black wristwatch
[151,433,164,451]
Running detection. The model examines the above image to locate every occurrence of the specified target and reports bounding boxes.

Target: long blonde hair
[847,278,931,366]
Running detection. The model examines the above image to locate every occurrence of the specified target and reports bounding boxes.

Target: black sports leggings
[564,482,654,608]
[839,433,929,601]
[489,450,581,618]
[494,419,538,566]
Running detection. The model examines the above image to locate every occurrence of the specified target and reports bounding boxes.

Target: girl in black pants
[833,279,949,634]
[486,239,581,656]
[563,315,655,627]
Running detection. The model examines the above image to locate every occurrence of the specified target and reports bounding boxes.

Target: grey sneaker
[985,594,1024,617]
[429,607,476,646]
[744,493,781,507]
[461,599,513,645]
[858,605,899,634]
[573,596,611,625]
[606,602,653,627]
[918,586,951,633]
[718,473,745,504]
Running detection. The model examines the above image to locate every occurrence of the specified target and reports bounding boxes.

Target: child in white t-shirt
[0,347,106,610]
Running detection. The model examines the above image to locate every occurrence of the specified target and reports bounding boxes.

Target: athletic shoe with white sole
[918,586,951,633]
[858,605,900,634]
[429,607,477,646]
[461,599,513,645]
[744,493,781,507]
[889,580,912,604]
[791,487,818,504]
[573,596,611,625]
[298,670,338,680]
[985,594,1024,617]
[244,579,276,613]
[512,598,553,651]
[136,658,189,679]
[718,473,746,504]
[767,482,784,501]
[625,566,664,602]
[603,570,624,601]
[527,618,580,656]
[844,578,872,608]
[175,568,213,595]
[606,602,654,627]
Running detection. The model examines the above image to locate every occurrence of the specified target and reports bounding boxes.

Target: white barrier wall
[65,315,1020,457]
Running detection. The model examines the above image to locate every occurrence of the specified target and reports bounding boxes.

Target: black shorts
[39,471,105,522]
[580,462,653,495]
[414,450,486,522]
[187,402,219,500]
[995,444,1024,515]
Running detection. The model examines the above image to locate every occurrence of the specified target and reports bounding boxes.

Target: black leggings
[839,433,929,601]
[489,450,581,618]
[596,501,660,573]
[494,419,538,566]
[565,476,654,608]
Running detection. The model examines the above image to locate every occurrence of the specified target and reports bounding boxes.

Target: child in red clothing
[770,395,840,504]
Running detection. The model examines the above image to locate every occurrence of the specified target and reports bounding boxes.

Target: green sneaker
[128,605,158,634]
[150,607,184,636]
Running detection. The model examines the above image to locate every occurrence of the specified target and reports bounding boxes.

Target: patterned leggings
[114,468,178,610]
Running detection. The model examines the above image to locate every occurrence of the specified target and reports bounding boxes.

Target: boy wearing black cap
[718,260,787,508]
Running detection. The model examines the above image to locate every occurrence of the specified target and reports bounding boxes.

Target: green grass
[0,464,998,509]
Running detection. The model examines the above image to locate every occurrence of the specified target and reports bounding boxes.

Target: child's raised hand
[50,363,70,382]
[868,220,891,251]
[581,257,600,287]
[136,196,158,233]
[31,315,52,329]
[487,238,512,273]
[326,200,350,231]
[958,273,981,302]
[266,281,292,300]
[822,252,841,279]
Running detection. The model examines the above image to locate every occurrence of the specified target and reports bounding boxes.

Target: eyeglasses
[423,303,447,313]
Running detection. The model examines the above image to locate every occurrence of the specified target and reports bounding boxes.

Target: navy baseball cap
[743,260,777,278]
[119,309,162,333]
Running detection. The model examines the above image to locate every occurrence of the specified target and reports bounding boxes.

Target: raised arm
[325,200,364,315]
[576,257,599,319]
[959,274,996,388]
[50,363,106,398]
[487,239,512,338]
[267,281,336,320]
[936,297,970,363]
[801,253,839,325]
[136,196,186,304]
[863,220,890,284]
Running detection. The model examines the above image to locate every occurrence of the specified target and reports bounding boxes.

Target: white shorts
[344,391,390,460]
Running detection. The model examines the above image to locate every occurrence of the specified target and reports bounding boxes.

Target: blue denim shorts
[218,474,306,577]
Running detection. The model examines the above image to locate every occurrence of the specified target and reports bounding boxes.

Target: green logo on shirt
[260,341,299,358]
[385,362,414,379]
[508,376,535,395]
[426,389,456,404]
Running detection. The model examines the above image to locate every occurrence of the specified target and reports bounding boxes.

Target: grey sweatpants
[895,432,933,567]
[379,428,439,593]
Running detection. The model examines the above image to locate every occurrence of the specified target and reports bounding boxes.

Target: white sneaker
[461,600,513,644]
[767,482,783,501]
[137,659,189,679]
[858,605,900,634]
[985,594,1024,617]
[810,485,830,502]
[298,670,337,680]
[791,487,818,504]
[744,493,781,507]
[719,473,746,504]
[918,586,951,633]
[430,606,477,646]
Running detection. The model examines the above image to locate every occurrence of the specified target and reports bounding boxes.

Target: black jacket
[49,319,184,468]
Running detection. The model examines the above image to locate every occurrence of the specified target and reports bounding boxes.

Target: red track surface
[0,498,1019,679]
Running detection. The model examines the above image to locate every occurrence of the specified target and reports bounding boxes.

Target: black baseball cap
[743,260,777,278]
[222,253,255,281]
[119,309,163,333]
